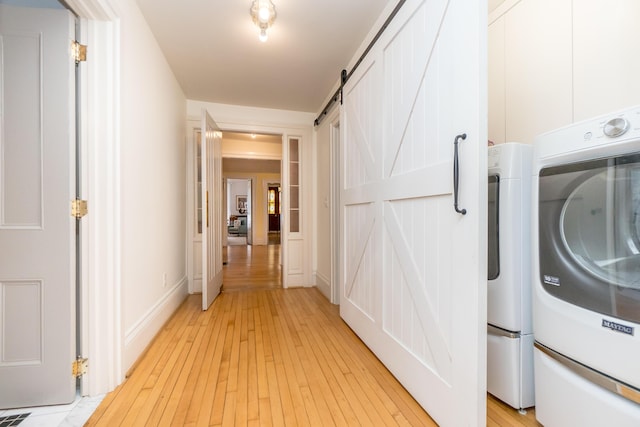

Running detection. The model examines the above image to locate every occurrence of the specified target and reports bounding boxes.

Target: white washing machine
[487,142,535,411]
[532,105,640,426]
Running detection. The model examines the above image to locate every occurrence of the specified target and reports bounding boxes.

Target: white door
[245,180,253,245]
[340,0,487,425]
[282,136,304,287]
[0,5,77,408]
[201,110,223,310]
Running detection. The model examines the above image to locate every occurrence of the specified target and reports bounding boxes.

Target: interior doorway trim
[265,180,282,245]
[328,110,341,305]
[67,0,123,396]
[207,121,310,288]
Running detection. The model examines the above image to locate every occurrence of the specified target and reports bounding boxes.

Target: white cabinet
[489,0,572,145]
[573,0,640,121]
[489,0,640,144]
[504,0,572,144]
[488,16,506,144]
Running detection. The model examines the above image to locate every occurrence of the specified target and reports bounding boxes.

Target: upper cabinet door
[504,0,572,144]
[488,15,506,144]
[573,0,640,121]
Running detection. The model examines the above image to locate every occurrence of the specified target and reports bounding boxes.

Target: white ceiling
[135,0,393,113]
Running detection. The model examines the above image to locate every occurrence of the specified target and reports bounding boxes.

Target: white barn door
[340,0,487,425]
[201,110,223,310]
[0,5,77,408]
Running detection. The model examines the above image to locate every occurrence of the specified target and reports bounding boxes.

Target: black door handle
[453,133,467,215]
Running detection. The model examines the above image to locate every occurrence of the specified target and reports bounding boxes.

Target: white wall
[222,138,282,159]
[188,101,315,129]
[116,0,188,372]
[228,179,249,216]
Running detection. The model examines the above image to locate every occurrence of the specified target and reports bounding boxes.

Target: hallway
[222,244,282,291]
[85,291,436,426]
[85,245,539,426]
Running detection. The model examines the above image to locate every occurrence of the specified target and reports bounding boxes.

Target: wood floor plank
[154,322,209,426]
[87,299,195,426]
[182,298,230,425]
[246,329,260,423]
[169,314,218,425]
[86,244,541,427]
[295,316,366,426]
[269,310,306,425]
[285,290,361,426]
[126,323,195,426]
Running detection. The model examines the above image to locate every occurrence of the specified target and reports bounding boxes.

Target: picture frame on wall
[236,195,247,213]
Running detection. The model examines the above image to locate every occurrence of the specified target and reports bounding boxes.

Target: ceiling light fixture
[250,0,276,42]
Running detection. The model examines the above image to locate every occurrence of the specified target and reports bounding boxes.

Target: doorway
[267,183,281,245]
[226,178,251,246]
[220,132,283,290]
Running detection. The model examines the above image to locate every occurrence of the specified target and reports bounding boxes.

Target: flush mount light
[250,0,276,42]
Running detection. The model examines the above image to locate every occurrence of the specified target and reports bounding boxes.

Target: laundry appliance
[487,142,534,411]
[532,105,640,426]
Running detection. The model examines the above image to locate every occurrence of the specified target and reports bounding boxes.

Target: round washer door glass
[538,153,640,324]
[561,165,640,290]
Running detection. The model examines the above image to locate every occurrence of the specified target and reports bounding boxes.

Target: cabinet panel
[504,0,572,144]
[573,0,640,121]
[488,16,506,144]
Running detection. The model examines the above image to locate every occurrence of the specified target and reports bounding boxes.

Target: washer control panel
[603,117,630,138]
[535,105,640,161]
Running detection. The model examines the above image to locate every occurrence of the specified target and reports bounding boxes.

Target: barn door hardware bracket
[312,0,407,127]
[339,69,347,105]
[72,357,88,378]
[71,199,88,219]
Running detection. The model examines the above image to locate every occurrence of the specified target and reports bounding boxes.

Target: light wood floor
[86,244,540,426]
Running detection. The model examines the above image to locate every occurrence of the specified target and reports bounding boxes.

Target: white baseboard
[123,276,188,372]
[314,271,331,302]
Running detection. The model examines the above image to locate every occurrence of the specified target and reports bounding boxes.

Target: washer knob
[603,117,630,138]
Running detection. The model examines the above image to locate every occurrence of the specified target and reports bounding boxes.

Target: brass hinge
[72,357,88,378]
[71,199,88,219]
[72,41,87,63]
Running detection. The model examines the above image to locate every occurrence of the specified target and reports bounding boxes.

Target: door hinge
[72,41,87,63]
[71,199,88,219]
[72,357,88,378]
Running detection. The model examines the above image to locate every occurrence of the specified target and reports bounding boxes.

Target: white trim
[189,100,314,288]
[328,111,341,305]
[70,0,122,397]
[313,271,331,301]
[222,152,281,161]
[65,0,119,20]
[185,119,199,294]
[262,179,281,246]
[311,126,318,292]
[123,276,188,369]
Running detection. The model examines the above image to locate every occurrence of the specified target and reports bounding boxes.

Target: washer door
[538,153,640,323]
[488,174,500,280]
